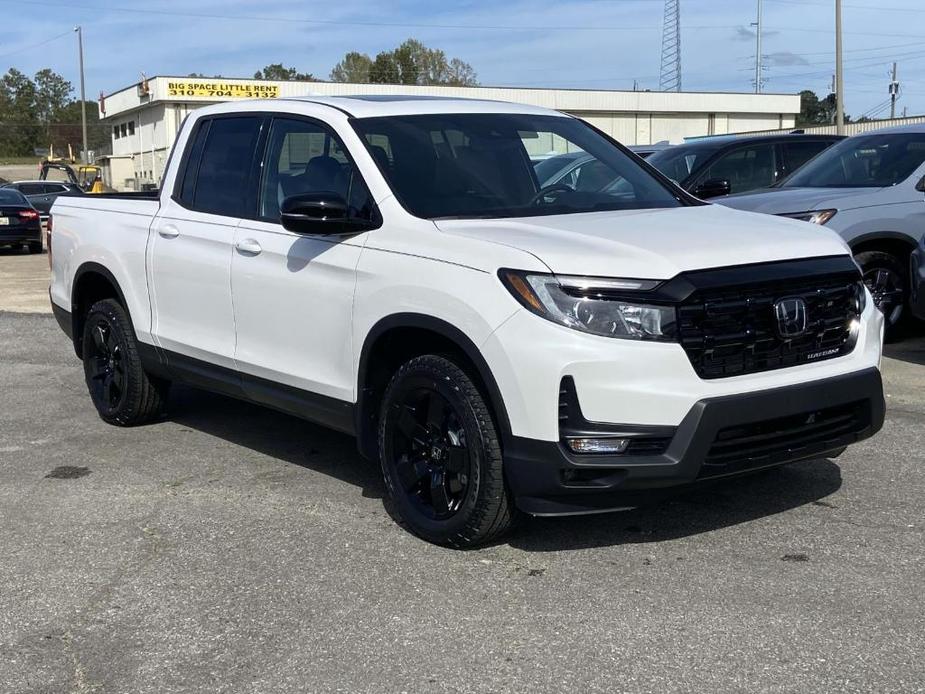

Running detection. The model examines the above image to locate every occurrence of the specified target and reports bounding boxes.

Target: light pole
[835,0,844,135]
[753,0,763,94]
[75,26,88,163]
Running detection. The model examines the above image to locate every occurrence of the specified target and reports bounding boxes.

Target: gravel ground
[1,311,923,693]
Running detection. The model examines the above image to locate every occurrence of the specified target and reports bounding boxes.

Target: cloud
[765,51,809,66]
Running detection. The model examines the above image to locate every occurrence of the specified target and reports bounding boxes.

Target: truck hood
[716,186,884,215]
[434,203,849,279]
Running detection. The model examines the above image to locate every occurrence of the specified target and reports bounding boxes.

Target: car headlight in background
[499,270,676,340]
[778,209,838,225]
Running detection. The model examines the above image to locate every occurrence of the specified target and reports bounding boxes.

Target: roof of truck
[280,95,565,119]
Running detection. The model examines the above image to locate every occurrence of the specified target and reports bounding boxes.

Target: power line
[0,28,72,60]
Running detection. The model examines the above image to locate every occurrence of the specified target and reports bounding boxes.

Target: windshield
[783,132,925,188]
[352,113,683,219]
[646,144,722,182]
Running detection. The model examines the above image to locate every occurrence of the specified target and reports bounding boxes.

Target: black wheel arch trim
[849,231,918,252]
[70,262,135,358]
[355,313,513,460]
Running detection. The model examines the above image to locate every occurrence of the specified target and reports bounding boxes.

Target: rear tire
[378,355,515,548]
[856,250,907,341]
[27,242,43,254]
[81,299,169,426]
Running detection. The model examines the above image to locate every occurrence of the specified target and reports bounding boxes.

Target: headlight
[499,270,676,340]
[779,209,838,225]
[854,280,868,315]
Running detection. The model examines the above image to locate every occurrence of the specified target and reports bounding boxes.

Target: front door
[231,116,378,408]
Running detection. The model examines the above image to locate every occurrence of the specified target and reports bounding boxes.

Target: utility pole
[835,0,845,135]
[75,26,88,164]
[756,0,762,93]
[889,62,899,119]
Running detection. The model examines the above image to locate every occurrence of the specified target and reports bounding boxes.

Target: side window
[782,141,832,175]
[44,184,66,194]
[189,117,261,217]
[698,144,776,194]
[259,118,375,223]
[19,183,44,196]
[177,120,210,206]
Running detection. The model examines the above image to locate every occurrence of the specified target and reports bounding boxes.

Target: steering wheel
[528,184,574,206]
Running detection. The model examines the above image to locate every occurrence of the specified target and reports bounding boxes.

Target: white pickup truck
[50,96,885,547]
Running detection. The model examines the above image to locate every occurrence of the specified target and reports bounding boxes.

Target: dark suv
[646,133,844,199]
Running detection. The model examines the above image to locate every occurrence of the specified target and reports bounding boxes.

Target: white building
[99,75,800,190]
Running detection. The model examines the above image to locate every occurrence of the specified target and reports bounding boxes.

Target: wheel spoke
[445,445,467,473]
[425,392,444,429]
[92,324,107,353]
[397,406,426,443]
[430,469,450,516]
[395,456,427,491]
[102,374,116,406]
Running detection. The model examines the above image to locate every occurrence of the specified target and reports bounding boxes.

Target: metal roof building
[98,76,800,190]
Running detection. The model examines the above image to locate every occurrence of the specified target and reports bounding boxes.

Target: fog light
[565,437,630,454]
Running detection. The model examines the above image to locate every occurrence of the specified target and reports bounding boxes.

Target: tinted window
[177,120,210,206]
[18,183,44,196]
[646,144,723,182]
[0,189,27,204]
[354,113,681,219]
[782,140,834,174]
[259,118,375,222]
[191,117,261,216]
[784,133,925,188]
[44,184,67,194]
[697,143,776,194]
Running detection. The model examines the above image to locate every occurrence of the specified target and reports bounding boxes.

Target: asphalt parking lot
[1,251,924,693]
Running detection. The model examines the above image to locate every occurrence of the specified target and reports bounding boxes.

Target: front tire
[378,355,514,548]
[856,250,907,340]
[81,299,169,426]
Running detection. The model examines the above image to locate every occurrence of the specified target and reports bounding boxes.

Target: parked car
[49,97,884,547]
[2,180,84,229]
[629,142,671,158]
[645,133,843,198]
[0,188,43,253]
[718,124,925,337]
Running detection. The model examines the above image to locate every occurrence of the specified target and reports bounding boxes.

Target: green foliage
[330,39,478,86]
[0,68,107,158]
[254,64,316,82]
[797,89,840,127]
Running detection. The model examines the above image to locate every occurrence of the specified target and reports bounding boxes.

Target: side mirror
[694,178,732,199]
[280,192,376,235]
[916,175,925,193]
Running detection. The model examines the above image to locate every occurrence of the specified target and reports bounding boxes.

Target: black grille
[678,271,862,379]
[700,400,871,478]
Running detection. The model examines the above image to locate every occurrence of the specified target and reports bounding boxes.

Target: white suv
[49,97,885,547]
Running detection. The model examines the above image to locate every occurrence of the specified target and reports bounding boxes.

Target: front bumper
[505,367,884,515]
[910,245,925,321]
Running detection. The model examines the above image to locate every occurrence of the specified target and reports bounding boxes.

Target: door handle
[158,224,180,239]
[235,238,262,255]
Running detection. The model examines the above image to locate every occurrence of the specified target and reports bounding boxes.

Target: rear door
[148,115,262,374]
[779,139,838,179]
[231,115,377,408]
[691,142,778,195]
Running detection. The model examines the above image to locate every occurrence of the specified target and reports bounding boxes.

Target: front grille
[678,271,862,379]
[700,400,870,478]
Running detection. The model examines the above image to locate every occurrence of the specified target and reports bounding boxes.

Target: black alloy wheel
[378,355,514,547]
[85,315,128,417]
[81,299,169,425]
[856,250,907,338]
[390,386,471,520]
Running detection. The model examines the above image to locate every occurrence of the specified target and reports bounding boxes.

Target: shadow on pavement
[509,460,843,552]
[165,384,386,500]
[884,323,925,366]
[164,384,843,551]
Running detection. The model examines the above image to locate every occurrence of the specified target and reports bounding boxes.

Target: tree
[797,89,839,127]
[331,39,478,86]
[0,68,40,156]
[330,52,373,83]
[253,64,316,81]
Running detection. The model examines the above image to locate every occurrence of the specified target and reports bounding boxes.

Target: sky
[1,0,923,119]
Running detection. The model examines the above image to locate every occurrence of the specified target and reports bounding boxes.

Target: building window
[113,125,120,140]
[120,123,127,138]
[128,121,135,135]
